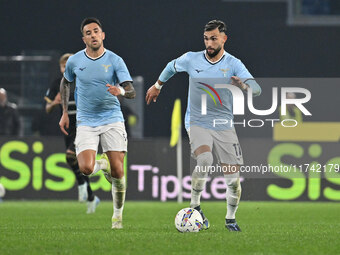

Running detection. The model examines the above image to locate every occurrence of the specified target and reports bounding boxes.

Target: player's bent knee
[197,151,213,167]
[194,145,211,156]
[110,167,124,179]
[80,167,92,176]
[78,163,94,176]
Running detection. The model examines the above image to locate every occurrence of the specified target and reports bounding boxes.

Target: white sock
[224,172,241,219]
[190,178,206,208]
[112,177,126,218]
[190,152,213,208]
[89,159,107,176]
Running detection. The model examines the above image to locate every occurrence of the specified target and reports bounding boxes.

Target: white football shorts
[75,122,127,155]
[187,125,243,165]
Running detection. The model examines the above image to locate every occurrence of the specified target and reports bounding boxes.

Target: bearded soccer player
[59,17,136,229]
[146,20,261,231]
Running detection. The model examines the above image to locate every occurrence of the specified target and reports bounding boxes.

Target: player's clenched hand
[146,85,161,105]
[59,112,69,135]
[231,76,248,91]
[106,84,121,96]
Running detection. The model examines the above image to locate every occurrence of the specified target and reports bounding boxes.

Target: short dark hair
[80,17,103,34]
[204,20,227,33]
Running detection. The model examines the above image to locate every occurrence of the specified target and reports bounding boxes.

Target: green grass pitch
[0,201,339,255]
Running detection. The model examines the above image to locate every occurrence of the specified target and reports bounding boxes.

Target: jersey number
[233,143,242,157]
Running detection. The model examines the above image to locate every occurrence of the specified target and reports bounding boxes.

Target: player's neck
[86,46,105,59]
[205,50,225,63]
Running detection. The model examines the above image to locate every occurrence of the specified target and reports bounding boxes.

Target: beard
[206,46,222,58]
[89,41,102,51]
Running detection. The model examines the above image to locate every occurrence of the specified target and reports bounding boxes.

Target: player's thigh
[100,122,127,153]
[77,149,97,172]
[187,126,213,158]
[75,126,100,155]
[74,125,100,170]
[212,129,244,166]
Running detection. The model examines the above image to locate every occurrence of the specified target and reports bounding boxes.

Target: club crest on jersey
[220,68,229,77]
[102,64,111,72]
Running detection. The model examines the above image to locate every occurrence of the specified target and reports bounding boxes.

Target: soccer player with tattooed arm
[59,17,136,229]
[146,20,261,231]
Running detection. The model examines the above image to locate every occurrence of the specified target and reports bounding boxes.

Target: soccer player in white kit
[59,17,136,229]
[146,20,261,231]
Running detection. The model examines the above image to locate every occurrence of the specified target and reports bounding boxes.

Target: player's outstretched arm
[145,58,179,105]
[146,80,163,105]
[59,77,70,135]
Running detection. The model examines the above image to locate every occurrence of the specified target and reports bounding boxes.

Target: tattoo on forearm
[60,77,70,112]
[121,81,136,99]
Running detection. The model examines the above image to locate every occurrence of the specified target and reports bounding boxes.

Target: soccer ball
[174,208,203,232]
[0,183,5,198]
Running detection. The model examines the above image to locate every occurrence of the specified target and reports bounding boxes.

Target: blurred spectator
[0,88,21,136]
[43,53,97,204]
[44,54,73,115]
[31,54,72,136]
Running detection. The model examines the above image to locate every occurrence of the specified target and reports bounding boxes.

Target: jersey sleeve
[159,52,189,83]
[64,56,75,82]
[115,57,133,83]
[173,52,189,73]
[233,59,253,79]
[233,59,261,96]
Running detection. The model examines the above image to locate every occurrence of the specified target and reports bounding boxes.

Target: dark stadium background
[1,0,339,137]
[1,2,340,254]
